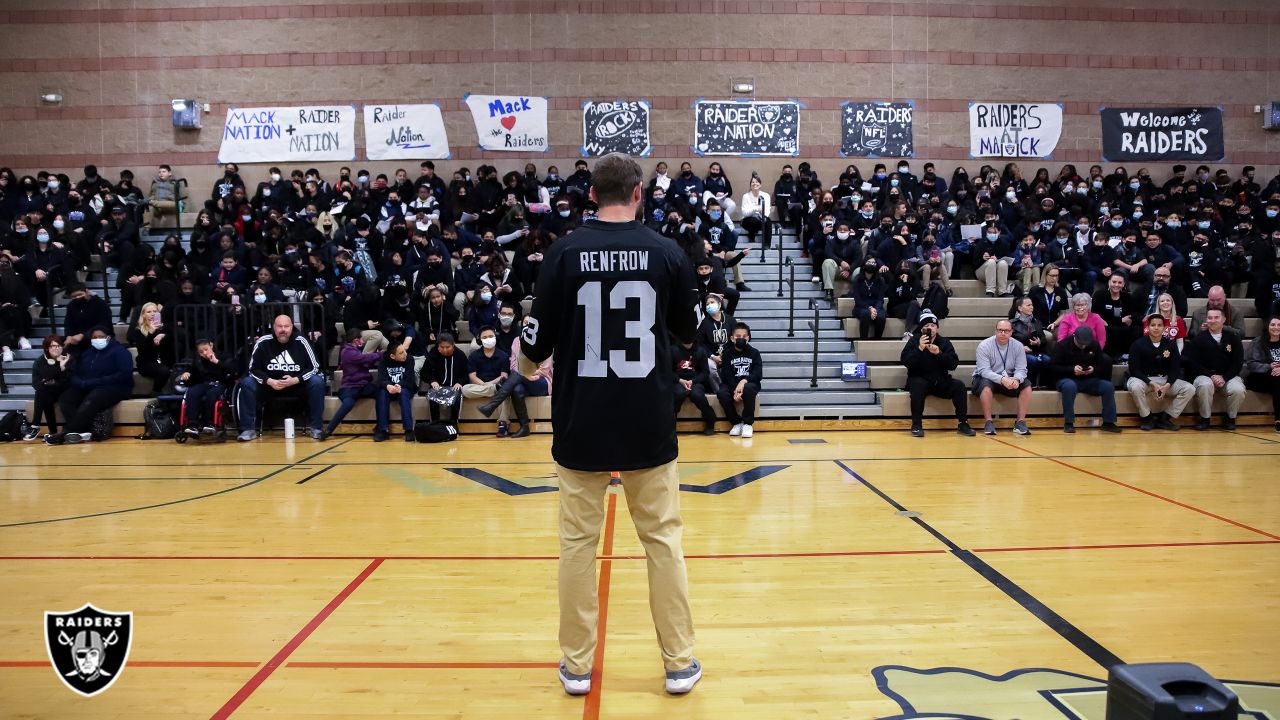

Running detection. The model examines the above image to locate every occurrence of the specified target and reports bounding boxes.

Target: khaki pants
[1125,376,1194,418]
[360,330,388,353]
[1192,375,1246,418]
[976,258,1010,294]
[556,460,695,675]
[1016,266,1042,294]
[820,258,845,291]
[461,382,508,421]
[920,261,950,290]
[146,199,177,227]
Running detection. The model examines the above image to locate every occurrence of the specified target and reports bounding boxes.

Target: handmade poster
[363,104,451,160]
[968,102,1063,158]
[581,99,651,157]
[218,105,356,163]
[841,101,914,157]
[1100,107,1224,162]
[464,94,549,152]
[693,100,800,156]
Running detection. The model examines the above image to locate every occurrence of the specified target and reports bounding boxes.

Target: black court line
[1226,429,1280,445]
[295,465,336,485]
[832,459,1125,671]
[0,438,359,528]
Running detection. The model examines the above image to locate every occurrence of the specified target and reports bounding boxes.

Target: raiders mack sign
[45,604,133,696]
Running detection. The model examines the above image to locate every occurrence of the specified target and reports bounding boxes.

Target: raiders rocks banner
[841,101,914,158]
[581,99,651,157]
[968,102,1063,158]
[1100,107,1225,162]
[45,604,133,697]
[464,93,550,152]
[693,99,801,156]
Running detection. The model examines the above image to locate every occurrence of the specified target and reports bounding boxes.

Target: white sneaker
[729,423,743,436]
[665,658,703,694]
[17,337,31,350]
[741,424,754,438]
[64,432,93,444]
[1,347,12,363]
[558,663,591,696]
[810,276,820,283]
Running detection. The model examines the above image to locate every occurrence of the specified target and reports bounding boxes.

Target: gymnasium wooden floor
[2,428,1279,719]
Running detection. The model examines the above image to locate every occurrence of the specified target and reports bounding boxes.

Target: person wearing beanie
[900,311,974,437]
[1049,326,1120,433]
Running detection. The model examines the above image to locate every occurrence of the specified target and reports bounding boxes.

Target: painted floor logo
[45,604,133,697]
[873,666,1280,719]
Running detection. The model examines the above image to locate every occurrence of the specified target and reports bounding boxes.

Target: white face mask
[90,338,108,350]
[481,337,497,349]
[836,231,851,241]
[270,173,281,182]
[499,315,514,327]
[705,303,720,315]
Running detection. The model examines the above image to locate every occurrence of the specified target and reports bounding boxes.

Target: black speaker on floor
[1106,663,1239,719]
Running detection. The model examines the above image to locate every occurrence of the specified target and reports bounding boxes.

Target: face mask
[733,337,747,350]
[1267,209,1278,218]
[861,210,874,219]
[51,219,66,231]
[705,303,720,315]
[499,315,514,327]
[890,179,899,187]
[1166,220,1181,228]
[1132,211,1143,219]
[558,210,571,218]
[681,170,692,178]
[1197,221,1211,229]
[863,264,877,274]
[481,337,497,349]
[946,206,957,215]
[709,211,722,221]
[875,172,885,179]
[480,292,493,303]
[240,215,252,222]
[898,167,909,174]
[834,230,853,242]
[37,233,49,243]
[1006,192,1017,200]
[15,226,28,235]
[985,234,999,241]
[250,294,266,304]
[270,173,281,182]
[1110,220,1123,229]
[1056,236,1068,244]
[90,338,108,350]
[47,180,60,191]
[462,256,475,265]
[1129,181,1140,190]
[850,194,861,204]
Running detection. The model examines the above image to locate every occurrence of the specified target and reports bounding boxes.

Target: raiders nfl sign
[45,604,133,696]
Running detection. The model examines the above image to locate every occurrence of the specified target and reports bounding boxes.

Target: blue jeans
[183,381,224,428]
[238,374,327,432]
[375,386,415,433]
[1056,377,1116,424]
[325,384,378,434]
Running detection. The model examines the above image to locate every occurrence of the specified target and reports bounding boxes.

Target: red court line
[584,489,619,720]
[0,660,261,668]
[210,558,384,720]
[974,539,1280,553]
[287,661,559,669]
[987,437,1280,541]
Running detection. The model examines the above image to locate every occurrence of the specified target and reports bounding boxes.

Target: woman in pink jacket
[1056,292,1107,351]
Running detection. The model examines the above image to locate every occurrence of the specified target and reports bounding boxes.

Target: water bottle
[283,418,295,439]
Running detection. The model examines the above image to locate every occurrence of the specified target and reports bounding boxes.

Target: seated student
[694,256,738,315]
[972,319,1032,436]
[462,326,512,435]
[25,335,72,440]
[494,303,521,355]
[715,322,763,438]
[236,314,327,441]
[0,255,34,356]
[849,257,887,339]
[321,329,383,439]
[417,286,459,348]
[1125,313,1195,431]
[179,337,235,436]
[820,221,862,303]
[1010,295,1051,387]
[424,332,468,427]
[1012,233,1044,295]
[900,311,975,437]
[476,327,551,439]
[466,283,501,344]
[697,293,733,387]
[128,302,175,394]
[1244,316,1280,433]
[672,333,717,435]
[1049,326,1120,433]
[1092,274,1137,360]
[44,326,133,445]
[1184,307,1246,431]
[374,343,417,442]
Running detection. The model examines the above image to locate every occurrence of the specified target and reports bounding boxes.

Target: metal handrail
[807,298,820,388]
[786,257,796,337]
[775,221,784,298]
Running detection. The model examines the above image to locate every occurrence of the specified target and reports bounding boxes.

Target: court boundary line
[986,437,1280,541]
[832,459,1124,671]
[210,557,385,719]
[583,491,619,720]
[295,464,335,485]
[1226,429,1280,444]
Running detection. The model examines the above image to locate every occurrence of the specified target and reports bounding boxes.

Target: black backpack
[414,420,458,443]
[921,282,949,321]
[0,410,30,441]
[142,400,178,440]
[90,408,116,441]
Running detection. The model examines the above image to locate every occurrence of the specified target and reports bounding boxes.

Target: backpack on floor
[0,410,30,441]
[142,400,178,440]
[414,420,458,443]
[90,408,116,441]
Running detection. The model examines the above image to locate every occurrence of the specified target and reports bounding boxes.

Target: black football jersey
[521,219,699,471]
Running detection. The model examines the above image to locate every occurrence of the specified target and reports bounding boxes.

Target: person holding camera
[900,311,975,438]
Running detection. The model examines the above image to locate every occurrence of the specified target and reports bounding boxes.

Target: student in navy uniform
[715,322,763,438]
[517,153,701,697]
[373,343,417,442]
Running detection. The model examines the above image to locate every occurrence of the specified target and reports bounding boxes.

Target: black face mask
[733,337,747,350]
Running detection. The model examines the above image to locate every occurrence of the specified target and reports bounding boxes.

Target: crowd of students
[3,158,1278,440]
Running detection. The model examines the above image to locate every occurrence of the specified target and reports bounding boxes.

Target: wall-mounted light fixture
[731,80,755,95]
[39,92,63,105]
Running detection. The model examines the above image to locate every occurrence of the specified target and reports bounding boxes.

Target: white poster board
[363,104,451,160]
[464,94,549,152]
[218,105,356,163]
[968,102,1063,158]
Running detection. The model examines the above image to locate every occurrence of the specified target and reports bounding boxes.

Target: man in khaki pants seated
[519,153,702,697]
[1184,307,1247,430]
[146,164,180,227]
[1125,314,1195,431]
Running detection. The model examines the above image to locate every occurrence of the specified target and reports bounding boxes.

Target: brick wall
[1,0,1277,195]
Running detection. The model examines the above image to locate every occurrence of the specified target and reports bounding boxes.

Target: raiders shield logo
[44,604,133,697]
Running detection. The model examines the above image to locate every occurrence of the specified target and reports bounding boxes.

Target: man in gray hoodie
[972,318,1032,436]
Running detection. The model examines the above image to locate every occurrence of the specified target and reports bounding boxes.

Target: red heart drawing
[500,115,517,130]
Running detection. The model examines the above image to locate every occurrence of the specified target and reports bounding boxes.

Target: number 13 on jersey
[577,280,657,378]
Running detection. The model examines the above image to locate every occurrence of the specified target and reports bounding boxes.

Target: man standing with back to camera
[518,153,702,696]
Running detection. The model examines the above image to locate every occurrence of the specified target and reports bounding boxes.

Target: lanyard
[995,341,1011,376]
